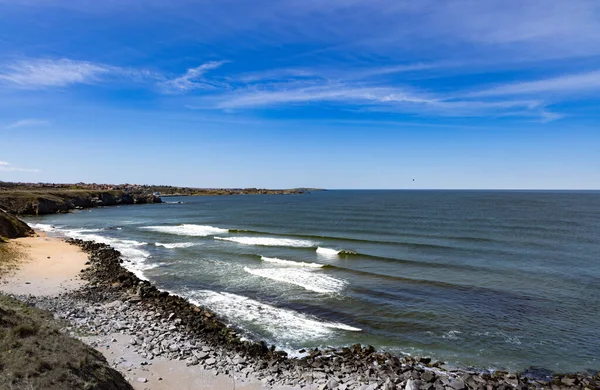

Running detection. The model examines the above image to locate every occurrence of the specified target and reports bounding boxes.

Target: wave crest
[215,236,315,247]
[260,256,323,268]
[316,247,340,256]
[186,290,360,343]
[244,267,345,294]
[155,242,197,249]
[142,224,228,236]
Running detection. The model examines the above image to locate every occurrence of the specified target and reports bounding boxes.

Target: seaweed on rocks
[25,238,600,389]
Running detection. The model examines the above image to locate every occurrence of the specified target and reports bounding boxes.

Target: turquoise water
[27,190,600,373]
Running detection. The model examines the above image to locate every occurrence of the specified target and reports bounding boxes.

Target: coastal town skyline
[1,0,599,189]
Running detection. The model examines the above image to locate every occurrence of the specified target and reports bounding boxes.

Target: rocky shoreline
[19,239,600,389]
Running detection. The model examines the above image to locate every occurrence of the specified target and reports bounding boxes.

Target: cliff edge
[0,209,33,240]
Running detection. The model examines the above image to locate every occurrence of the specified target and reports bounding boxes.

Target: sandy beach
[0,233,89,296]
[0,231,281,390]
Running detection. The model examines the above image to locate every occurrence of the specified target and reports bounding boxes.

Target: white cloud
[0,58,160,89]
[0,161,40,173]
[213,84,431,109]
[161,61,227,93]
[207,82,554,119]
[0,58,111,88]
[5,119,49,129]
[470,70,600,97]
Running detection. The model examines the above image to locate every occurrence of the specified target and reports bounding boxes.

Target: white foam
[55,229,153,281]
[142,224,228,236]
[215,236,315,247]
[260,256,323,268]
[155,242,197,249]
[186,290,360,343]
[28,223,59,232]
[316,247,340,256]
[441,330,462,340]
[243,267,345,294]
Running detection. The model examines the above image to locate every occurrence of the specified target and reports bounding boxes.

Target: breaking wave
[316,246,340,256]
[243,267,345,294]
[215,236,315,248]
[141,224,228,236]
[260,256,323,268]
[154,242,197,249]
[186,290,361,343]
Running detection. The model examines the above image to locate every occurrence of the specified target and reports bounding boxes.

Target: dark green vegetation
[0,294,132,390]
[0,209,33,240]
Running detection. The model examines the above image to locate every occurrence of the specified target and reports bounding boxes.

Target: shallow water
[27,190,600,372]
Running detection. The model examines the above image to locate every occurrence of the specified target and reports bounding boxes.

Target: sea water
[26,190,600,373]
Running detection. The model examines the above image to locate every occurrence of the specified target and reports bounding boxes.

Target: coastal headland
[0,181,320,216]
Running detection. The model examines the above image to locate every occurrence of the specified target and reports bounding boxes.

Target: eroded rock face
[0,209,33,239]
[0,191,162,215]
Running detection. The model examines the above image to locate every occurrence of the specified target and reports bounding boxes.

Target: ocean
[26,190,600,373]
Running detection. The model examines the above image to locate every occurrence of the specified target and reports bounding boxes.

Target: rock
[406,379,421,390]
[449,379,465,390]
[104,300,123,309]
[193,350,209,360]
[186,357,199,366]
[419,357,432,364]
[422,371,436,383]
[561,377,577,386]
[205,358,216,366]
[382,378,394,390]
[168,344,180,352]
[327,378,340,389]
[137,377,148,383]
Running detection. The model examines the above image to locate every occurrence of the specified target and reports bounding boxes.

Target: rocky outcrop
[0,190,162,216]
[0,209,33,240]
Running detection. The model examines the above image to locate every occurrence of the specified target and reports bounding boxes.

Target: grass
[0,295,132,389]
[0,243,24,277]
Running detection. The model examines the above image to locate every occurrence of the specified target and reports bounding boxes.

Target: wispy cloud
[0,161,40,173]
[206,81,552,120]
[470,70,600,97]
[213,84,433,109]
[160,61,228,93]
[5,119,49,129]
[0,58,111,88]
[0,58,160,89]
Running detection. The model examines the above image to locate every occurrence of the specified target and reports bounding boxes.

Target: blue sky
[1,0,599,189]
